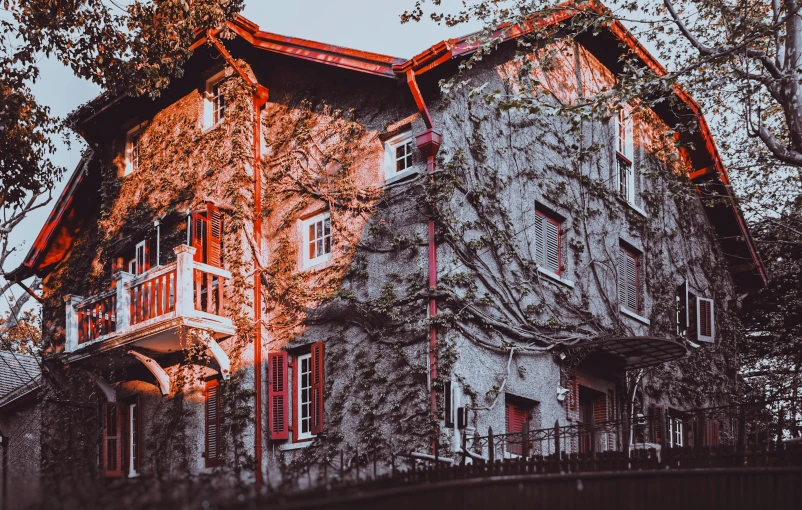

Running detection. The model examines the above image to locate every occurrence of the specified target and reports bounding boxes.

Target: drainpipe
[208,32,269,496]
[405,70,442,450]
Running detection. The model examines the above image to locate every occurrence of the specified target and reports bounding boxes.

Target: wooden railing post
[174,245,196,316]
[115,271,134,331]
[63,294,83,352]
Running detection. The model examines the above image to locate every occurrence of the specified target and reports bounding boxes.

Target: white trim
[203,70,227,130]
[301,212,333,269]
[296,352,313,441]
[383,132,416,181]
[536,266,575,288]
[128,403,138,477]
[619,306,651,325]
[625,200,647,218]
[278,441,312,451]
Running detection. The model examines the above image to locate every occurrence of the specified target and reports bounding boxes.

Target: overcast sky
[4,0,479,281]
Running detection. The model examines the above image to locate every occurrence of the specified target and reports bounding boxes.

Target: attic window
[384,131,415,181]
[203,70,227,129]
[125,123,145,176]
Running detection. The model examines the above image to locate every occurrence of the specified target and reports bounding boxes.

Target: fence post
[488,427,495,464]
[589,409,596,455]
[554,420,560,458]
[174,245,196,316]
[461,426,467,466]
[737,405,747,453]
[391,453,396,478]
[340,450,344,482]
[355,444,360,482]
[776,412,785,447]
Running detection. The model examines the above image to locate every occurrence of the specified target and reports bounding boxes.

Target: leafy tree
[0,0,243,298]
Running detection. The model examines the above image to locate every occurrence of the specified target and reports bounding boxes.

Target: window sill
[620,306,651,325]
[384,168,421,186]
[537,266,575,289]
[201,120,224,134]
[278,441,313,451]
[302,255,334,272]
[625,201,647,218]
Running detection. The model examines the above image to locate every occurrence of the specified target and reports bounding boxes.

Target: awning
[562,336,689,371]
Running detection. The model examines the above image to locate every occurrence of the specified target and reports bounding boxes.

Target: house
[0,352,42,510]
[8,5,764,506]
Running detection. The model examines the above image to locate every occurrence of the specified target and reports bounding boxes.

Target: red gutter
[404,70,443,451]
[208,32,269,496]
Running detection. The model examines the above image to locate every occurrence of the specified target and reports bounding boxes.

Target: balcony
[63,245,234,378]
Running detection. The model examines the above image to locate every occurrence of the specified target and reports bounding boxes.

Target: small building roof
[0,351,42,408]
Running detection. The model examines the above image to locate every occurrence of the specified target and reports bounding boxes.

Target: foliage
[0,305,42,354]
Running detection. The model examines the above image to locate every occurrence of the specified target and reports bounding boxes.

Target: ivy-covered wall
[32,30,745,507]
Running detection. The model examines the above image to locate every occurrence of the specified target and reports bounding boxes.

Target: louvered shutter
[268,352,289,440]
[206,203,223,268]
[310,341,325,435]
[103,402,123,477]
[205,380,221,467]
[619,248,638,312]
[191,212,206,263]
[545,219,560,273]
[649,404,665,444]
[696,297,715,343]
[534,214,545,266]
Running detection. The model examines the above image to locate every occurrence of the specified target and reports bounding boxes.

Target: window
[267,342,325,443]
[125,124,145,176]
[128,240,149,276]
[203,70,227,129]
[505,398,534,456]
[534,209,562,275]
[615,107,635,204]
[618,245,640,313]
[676,280,716,343]
[384,132,415,180]
[190,203,223,268]
[669,416,684,447]
[205,380,221,467]
[302,212,332,268]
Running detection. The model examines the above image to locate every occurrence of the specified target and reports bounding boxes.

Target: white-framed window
[296,352,313,441]
[383,132,415,180]
[125,123,145,176]
[203,70,227,129]
[129,240,147,276]
[669,417,684,447]
[301,212,332,268]
[534,209,562,275]
[128,403,139,477]
[614,107,635,204]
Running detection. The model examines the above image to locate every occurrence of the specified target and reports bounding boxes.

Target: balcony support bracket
[80,369,116,403]
[129,350,171,396]
[197,331,231,380]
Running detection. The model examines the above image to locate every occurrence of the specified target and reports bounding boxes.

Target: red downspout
[405,70,442,450]
[208,32,269,496]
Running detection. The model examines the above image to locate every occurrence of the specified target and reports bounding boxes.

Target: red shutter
[593,393,608,423]
[268,352,289,440]
[191,212,206,263]
[706,420,720,446]
[505,402,530,456]
[103,402,123,477]
[649,404,665,444]
[133,397,141,475]
[205,380,221,467]
[206,203,223,268]
[310,341,325,435]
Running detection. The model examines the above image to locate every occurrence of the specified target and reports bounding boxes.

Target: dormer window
[125,123,145,176]
[614,107,635,203]
[384,132,415,181]
[203,70,227,129]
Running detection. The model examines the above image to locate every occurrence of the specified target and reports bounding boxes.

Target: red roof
[12,6,765,289]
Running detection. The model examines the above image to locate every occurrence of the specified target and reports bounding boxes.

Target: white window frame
[669,417,683,447]
[128,403,139,477]
[130,240,146,276]
[383,132,416,182]
[614,107,636,204]
[124,123,145,176]
[301,212,332,269]
[203,70,227,129]
[296,353,314,441]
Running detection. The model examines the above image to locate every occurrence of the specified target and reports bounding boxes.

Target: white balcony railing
[64,245,232,352]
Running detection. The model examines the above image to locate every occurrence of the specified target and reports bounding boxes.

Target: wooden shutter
[310,341,325,435]
[534,213,545,266]
[676,280,689,331]
[103,402,122,477]
[267,352,289,440]
[619,248,638,312]
[191,212,206,263]
[205,380,221,467]
[545,217,560,274]
[649,404,665,444]
[444,381,453,428]
[696,297,715,343]
[206,203,223,268]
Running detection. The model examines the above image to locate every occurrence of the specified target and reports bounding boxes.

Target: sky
[3,0,480,283]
